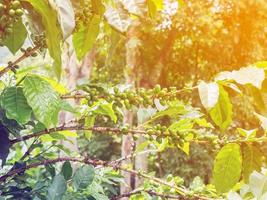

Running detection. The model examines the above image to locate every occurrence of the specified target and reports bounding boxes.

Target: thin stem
[0,45,40,77]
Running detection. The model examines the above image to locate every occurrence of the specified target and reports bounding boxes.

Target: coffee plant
[0,0,267,200]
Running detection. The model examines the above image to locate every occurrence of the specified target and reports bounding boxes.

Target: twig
[0,45,40,77]
[10,125,148,145]
[111,189,186,200]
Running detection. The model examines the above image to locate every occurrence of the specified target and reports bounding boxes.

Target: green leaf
[61,161,73,180]
[215,66,265,89]
[3,19,27,54]
[23,75,61,128]
[198,81,219,110]
[73,15,101,60]
[1,87,32,124]
[73,165,95,191]
[242,143,262,182]
[23,0,62,79]
[212,143,242,193]
[89,100,117,123]
[209,85,232,132]
[47,174,67,200]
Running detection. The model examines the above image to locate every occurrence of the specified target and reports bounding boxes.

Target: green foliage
[209,85,233,132]
[22,75,61,128]
[23,0,63,78]
[2,19,27,54]
[47,174,67,200]
[73,15,101,60]
[212,143,242,193]
[1,87,32,124]
[61,161,73,181]
[73,165,95,191]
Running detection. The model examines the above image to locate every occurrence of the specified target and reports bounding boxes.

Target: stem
[0,45,40,77]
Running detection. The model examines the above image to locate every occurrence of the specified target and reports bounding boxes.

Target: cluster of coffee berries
[20,47,38,57]
[32,34,47,49]
[0,0,23,44]
[82,84,182,109]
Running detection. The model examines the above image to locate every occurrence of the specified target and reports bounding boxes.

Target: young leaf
[73,15,101,60]
[23,75,61,128]
[23,0,62,79]
[209,85,232,132]
[198,81,219,110]
[242,143,262,182]
[61,161,73,180]
[2,20,27,54]
[73,165,95,191]
[47,174,67,200]
[1,87,32,124]
[212,143,242,193]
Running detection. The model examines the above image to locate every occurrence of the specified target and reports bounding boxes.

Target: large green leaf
[242,143,262,182]
[1,87,32,124]
[47,174,67,200]
[89,100,117,123]
[215,66,265,89]
[23,0,62,79]
[73,15,101,60]
[22,75,61,128]
[198,81,219,110]
[209,85,232,132]
[73,165,95,191]
[3,20,27,54]
[212,143,242,193]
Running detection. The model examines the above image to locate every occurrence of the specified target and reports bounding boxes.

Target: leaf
[147,0,157,18]
[104,6,132,33]
[215,66,265,89]
[61,161,73,180]
[237,128,257,139]
[137,107,157,125]
[198,81,219,110]
[73,15,101,60]
[23,0,62,79]
[1,87,32,124]
[84,115,96,139]
[209,85,233,132]
[89,101,117,123]
[47,174,67,200]
[2,20,27,54]
[242,143,262,182]
[249,171,267,198]
[0,125,10,166]
[50,0,75,39]
[212,143,242,193]
[73,165,95,191]
[23,75,61,128]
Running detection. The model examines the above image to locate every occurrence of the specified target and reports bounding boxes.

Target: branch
[10,125,147,145]
[0,156,213,200]
[111,190,186,200]
[0,45,40,77]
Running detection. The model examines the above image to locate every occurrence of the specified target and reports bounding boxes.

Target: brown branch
[0,45,40,77]
[111,190,186,200]
[10,125,147,145]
